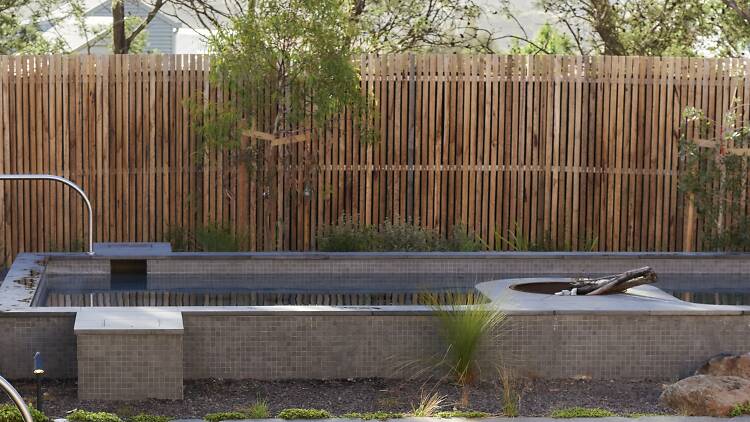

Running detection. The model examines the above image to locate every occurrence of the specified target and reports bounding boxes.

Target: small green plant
[340,412,403,420]
[245,400,270,419]
[0,404,47,422]
[410,391,446,417]
[434,411,489,418]
[730,402,750,417]
[317,216,484,252]
[499,367,519,417]
[496,222,597,252]
[129,415,170,422]
[430,293,506,407]
[277,409,332,420]
[165,223,247,252]
[204,412,248,422]
[550,407,616,418]
[67,410,122,422]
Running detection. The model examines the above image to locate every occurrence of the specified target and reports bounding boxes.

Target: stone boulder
[696,353,750,379]
[660,375,750,416]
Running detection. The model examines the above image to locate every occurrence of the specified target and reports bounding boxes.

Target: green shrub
[129,415,170,422]
[730,402,750,417]
[341,412,403,420]
[277,409,332,420]
[67,410,122,422]
[204,412,248,422]
[0,404,47,422]
[550,407,616,418]
[245,400,270,419]
[317,217,484,252]
[166,223,247,252]
[434,411,489,418]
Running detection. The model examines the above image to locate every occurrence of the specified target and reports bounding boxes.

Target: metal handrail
[0,174,94,255]
[0,375,34,422]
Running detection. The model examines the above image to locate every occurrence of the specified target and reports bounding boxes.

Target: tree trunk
[567,267,657,295]
[112,0,128,54]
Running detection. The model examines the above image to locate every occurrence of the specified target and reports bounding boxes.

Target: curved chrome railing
[0,174,94,255]
[0,375,34,422]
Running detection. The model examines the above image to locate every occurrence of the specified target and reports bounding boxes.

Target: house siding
[87,0,178,53]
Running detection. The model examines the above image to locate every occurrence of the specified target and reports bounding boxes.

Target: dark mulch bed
[3,378,671,419]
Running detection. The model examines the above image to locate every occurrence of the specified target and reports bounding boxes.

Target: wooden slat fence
[0,53,746,262]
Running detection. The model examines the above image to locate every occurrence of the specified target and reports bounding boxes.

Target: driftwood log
[557,266,657,296]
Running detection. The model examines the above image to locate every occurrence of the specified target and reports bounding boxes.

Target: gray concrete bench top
[74,308,183,334]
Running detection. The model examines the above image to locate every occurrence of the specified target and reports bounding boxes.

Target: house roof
[42,15,113,52]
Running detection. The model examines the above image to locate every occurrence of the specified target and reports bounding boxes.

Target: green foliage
[166,223,247,252]
[340,412,403,420]
[499,367,519,417]
[317,216,484,252]
[680,104,750,251]
[429,293,505,408]
[245,400,270,419]
[277,409,332,420]
[128,415,170,422]
[550,407,616,418]
[203,0,372,153]
[204,412,248,422]
[508,23,575,55]
[67,410,122,422]
[730,402,750,417]
[0,0,67,54]
[0,404,47,422]
[434,411,489,418]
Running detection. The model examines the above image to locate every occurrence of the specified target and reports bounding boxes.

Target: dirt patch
[2,378,671,418]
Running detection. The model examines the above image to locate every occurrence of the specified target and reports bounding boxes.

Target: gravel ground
[2,378,672,419]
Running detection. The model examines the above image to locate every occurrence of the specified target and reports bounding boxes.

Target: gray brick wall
[77,333,183,400]
[0,315,77,379]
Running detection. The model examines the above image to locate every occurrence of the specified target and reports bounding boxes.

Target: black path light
[33,352,44,412]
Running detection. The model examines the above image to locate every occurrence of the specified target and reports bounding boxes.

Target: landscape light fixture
[33,352,44,412]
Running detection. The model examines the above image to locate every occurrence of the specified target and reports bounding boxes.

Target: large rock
[660,375,750,416]
[696,353,750,379]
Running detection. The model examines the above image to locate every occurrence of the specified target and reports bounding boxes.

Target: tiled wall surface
[0,315,77,378]
[183,313,750,381]
[77,333,183,400]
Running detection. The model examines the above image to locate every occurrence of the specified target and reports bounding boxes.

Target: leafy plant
[166,223,247,252]
[204,412,248,422]
[277,409,332,420]
[245,400,270,419]
[550,407,616,418]
[317,216,484,252]
[429,293,506,407]
[410,391,445,417]
[340,412,403,420]
[67,410,122,422]
[128,415,170,422]
[680,103,750,251]
[434,411,489,418]
[0,404,47,422]
[730,402,750,417]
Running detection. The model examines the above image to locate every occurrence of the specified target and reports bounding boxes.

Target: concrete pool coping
[6,249,750,314]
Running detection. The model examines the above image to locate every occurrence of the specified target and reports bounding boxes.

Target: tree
[537,0,716,56]
[156,0,497,53]
[204,0,369,145]
[0,0,65,53]
[508,22,576,55]
[111,0,164,53]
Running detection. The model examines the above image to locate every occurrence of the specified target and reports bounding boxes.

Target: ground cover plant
[277,409,332,420]
[433,411,489,418]
[244,400,270,419]
[128,415,170,422]
[550,407,617,418]
[204,412,249,422]
[0,404,47,422]
[340,412,403,420]
[67,410,122,422]
[409,392,445,417]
